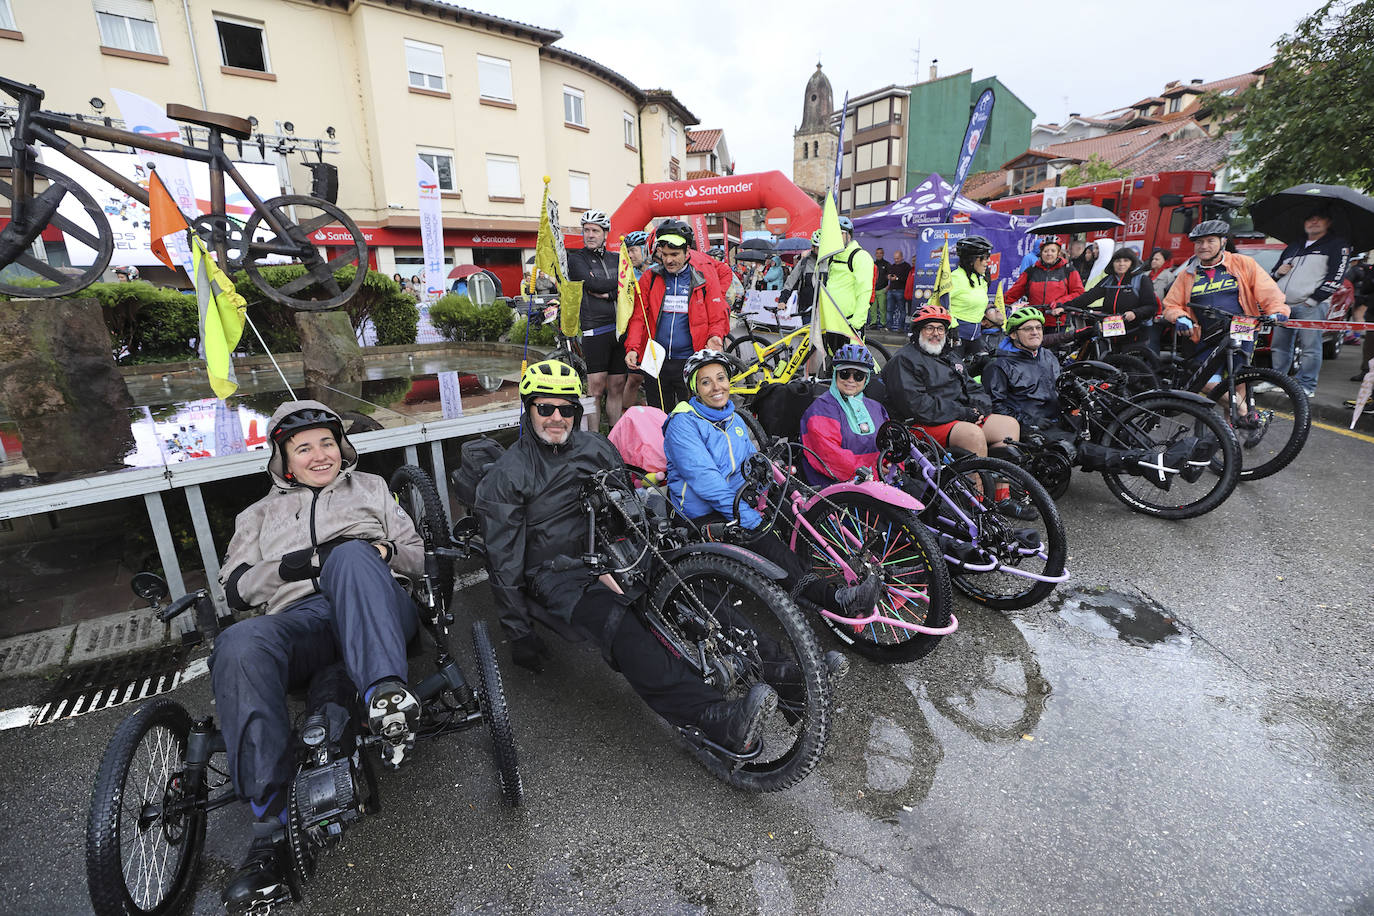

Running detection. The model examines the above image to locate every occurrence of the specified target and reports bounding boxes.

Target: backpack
[451,436,506,508]
[752,378,827,442]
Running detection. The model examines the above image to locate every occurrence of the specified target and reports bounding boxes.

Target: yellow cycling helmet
[519,358,584,402]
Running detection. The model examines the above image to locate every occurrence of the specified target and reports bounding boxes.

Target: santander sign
[613,170,822,241]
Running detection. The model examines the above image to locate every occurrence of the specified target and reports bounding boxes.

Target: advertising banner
[38,150,282,267]
[416,156,446,303]
[690,214,709,252]
[110,89,195,271]
[872,224,1037,305]
[943,89,995,220]
[739,289,802,329]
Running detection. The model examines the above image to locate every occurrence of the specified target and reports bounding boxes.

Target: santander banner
[612,171,820,242]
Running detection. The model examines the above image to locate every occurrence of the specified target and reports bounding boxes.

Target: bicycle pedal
[378,734,415,769]
[824,650,850,681]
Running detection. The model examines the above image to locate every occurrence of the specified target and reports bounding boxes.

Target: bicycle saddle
[165,103,253,140]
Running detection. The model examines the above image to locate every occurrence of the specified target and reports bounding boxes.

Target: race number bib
[1102,315,1126,338]
[662,293,689,315]
[1229,316,1258,342]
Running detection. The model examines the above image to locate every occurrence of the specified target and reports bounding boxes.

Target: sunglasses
[836,368,868,382]
[533,403,578,418]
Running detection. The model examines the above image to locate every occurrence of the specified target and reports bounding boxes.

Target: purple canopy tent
[852,174,1037,302]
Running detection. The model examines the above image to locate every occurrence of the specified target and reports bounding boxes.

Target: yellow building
[0,0,699,293]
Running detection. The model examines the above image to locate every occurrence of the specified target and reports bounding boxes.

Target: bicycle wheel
[87,699,206,916]
[798,491,953,662]
[0,157,114,297]
[1099,394,1240,519]
[390,465,451,592]
[650,553,829,792]
[1212,366,1311,481]
[241,195,367,310]
[472,620,523,806]
[940,457,1068,610]
[1103,353,1160,397]
[865,338,892,370]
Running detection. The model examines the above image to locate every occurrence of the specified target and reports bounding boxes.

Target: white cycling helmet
[581,210,611,229]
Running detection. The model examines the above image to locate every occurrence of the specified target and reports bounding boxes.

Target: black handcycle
[0,76,367,308]
[452,464,834,792]
[85,467,519,916]
[1153,303,1311,481]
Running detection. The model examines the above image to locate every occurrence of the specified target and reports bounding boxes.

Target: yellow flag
[532,177,563,291]
[812,193,857,341]
[189,233,246,399]
[615,236,637,337]
[993,278,1005,312]
[559,279,582,339]
[932,237,953,313]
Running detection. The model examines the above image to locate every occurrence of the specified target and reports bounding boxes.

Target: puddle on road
[1050,585,1191,650]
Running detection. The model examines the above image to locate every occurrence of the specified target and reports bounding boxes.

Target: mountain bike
[85,467,518,916]
[725,304,891,402]
[873,421,1069,611]
[1154,303,1311,481]
[1053,304,1161,396]
[1015,360,1242,519]
[0,76,367,308]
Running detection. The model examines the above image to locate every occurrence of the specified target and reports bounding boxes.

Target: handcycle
[85,466,519,916]
[872,421,1069,611]
[722,430,957,663]
[0,76,367,308]
[1013,360,1242,519]
[1153,303,1311,481]
[725,303,891,403]
[450,463,834,792]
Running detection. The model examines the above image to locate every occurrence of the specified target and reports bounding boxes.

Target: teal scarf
[829,376,875,437]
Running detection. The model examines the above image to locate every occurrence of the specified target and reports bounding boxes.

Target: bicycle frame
[729,325,814,396]
[3,79,296,264]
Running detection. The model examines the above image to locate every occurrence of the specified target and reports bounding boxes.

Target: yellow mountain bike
[727,305,891,402]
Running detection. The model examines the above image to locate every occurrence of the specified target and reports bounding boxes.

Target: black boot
[223,821,290,913]
[695,683,778,753]
[835,571,884,617]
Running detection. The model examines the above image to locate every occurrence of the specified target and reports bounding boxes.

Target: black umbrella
[1025,204,1125,235]
[740,238,776,253]
[1249,183,1374,251]
[734,248,772,262]
[775,237,813,252]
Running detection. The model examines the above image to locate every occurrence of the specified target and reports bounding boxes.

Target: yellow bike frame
[729,326,815,397]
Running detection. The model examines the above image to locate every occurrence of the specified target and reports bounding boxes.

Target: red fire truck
[988,170,1254,258]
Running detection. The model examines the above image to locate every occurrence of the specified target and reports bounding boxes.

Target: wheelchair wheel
[942,457,1069,611]
[472,620,523,806]
[1099,394,1241,519]
[87,699,206,916]
[650,553,829,792]
[798,491,954,662]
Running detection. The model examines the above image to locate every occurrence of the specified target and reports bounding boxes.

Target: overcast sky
[491,0,1320,177]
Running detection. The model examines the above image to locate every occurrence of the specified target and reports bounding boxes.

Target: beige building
[0,0,700,293]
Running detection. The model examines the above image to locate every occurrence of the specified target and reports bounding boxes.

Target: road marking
[0,655,211,731]
[1273,410,1374,444]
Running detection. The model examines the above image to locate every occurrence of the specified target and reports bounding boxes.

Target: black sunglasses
[835,368,868,382]
[533,403,578,418]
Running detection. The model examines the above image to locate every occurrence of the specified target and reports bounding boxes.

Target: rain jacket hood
[265,399,359,489]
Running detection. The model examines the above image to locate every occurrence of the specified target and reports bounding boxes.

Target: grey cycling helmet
[838,216,855,233]
[1188,219,1230,240]
[581,210,611,229]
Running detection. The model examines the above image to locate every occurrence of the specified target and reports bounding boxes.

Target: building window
[95,0,161,54]
[668,125,679,158]
[856,143,872,172]
[840,188,852,212]
[623,112,636,148]
[813,140,818,157]
[1168,96,1181,113]
[802,144,808,161]
[486,153,521,199]
[563,86,585,127]
[857,102,874,131]
[0,0,15,30]
[477,54,512,102]
[405,39,445,91]
[417,148,455,192]
[841,151,851,178]
[215,15,268,72]
[568,171,590,210]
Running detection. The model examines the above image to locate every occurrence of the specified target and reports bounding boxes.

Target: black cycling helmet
[271,408,342,449]
[656,218,695,249]
[708,245,725,260]
[1189,219,1231,240]
[956,235,993,259]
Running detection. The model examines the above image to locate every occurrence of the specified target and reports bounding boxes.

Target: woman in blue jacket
[663,350,881,617]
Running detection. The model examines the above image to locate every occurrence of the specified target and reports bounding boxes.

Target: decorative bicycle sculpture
[0,76,367,309]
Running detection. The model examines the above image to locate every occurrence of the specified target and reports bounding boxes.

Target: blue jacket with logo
[663,397,762,528]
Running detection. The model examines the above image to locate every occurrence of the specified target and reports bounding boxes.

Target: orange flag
[147,168,188,270]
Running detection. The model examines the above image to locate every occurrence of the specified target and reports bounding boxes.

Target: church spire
[799,62,835,133]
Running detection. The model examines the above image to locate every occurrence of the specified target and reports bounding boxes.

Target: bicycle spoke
[293,210,339,235]
[15,251,69,282]
[46,208,104,250]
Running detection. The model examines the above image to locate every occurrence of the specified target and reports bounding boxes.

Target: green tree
[1058,154,1130,188]
[1223,0,1374,198]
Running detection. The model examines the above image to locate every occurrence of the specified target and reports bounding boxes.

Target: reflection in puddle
[1052,586,1190,650]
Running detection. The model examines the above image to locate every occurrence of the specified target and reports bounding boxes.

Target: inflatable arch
[610,171,821,244]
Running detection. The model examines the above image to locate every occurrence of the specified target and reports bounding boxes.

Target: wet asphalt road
[1,423,1371,915]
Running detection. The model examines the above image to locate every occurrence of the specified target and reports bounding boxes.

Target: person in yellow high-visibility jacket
[818,215,874,355]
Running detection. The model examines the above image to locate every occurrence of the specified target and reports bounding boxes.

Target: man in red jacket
[625,224,728,410]
[1004,239,1084,328]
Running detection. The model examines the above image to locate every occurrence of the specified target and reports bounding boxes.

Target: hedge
[428,293,515,342]
[232,265,419,353]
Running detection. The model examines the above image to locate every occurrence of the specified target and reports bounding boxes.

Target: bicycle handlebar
[1180,303,1281,326]
[157,590,203,623]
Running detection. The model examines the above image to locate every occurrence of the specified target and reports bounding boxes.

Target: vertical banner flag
[690,214,709,253]
[812,193,857,342]
[832,92,850,197]
[416,156,446,303]
[111,88,197,271]
[615,236,637,337]
[932,236,953,312]
[942,88,996,222]
[993,279,1006,321]
[189,232,247,399]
